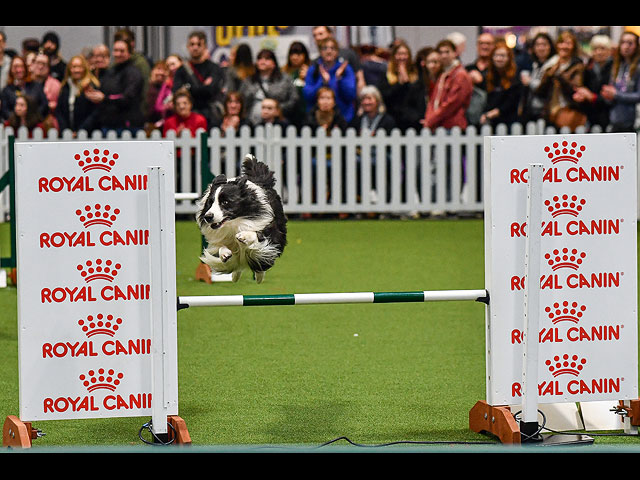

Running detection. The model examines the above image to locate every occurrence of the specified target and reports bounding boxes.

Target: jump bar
[177,289,489,310]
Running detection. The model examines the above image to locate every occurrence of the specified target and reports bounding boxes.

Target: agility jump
[177,289,489,309]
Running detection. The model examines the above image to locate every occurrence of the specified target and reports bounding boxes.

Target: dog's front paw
[219,246,232,262]
[236,231,258,246]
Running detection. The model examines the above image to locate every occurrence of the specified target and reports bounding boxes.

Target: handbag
[552,106,587,130]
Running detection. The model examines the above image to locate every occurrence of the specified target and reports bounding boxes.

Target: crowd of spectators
[1,27,639,138]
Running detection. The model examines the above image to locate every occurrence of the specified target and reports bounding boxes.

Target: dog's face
[197,175,256,230]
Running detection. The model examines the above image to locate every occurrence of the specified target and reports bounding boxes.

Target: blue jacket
[303,59,357,122]
[609,61,640,130]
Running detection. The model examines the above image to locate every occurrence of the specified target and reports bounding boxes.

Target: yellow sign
[215,26,290,47]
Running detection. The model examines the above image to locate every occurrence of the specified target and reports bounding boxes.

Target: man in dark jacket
[171,30,224,128]
[87,36,144,135]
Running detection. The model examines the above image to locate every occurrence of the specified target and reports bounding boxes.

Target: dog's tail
[242,154,275,189]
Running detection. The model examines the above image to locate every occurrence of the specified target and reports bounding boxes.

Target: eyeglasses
[321,45,337,51]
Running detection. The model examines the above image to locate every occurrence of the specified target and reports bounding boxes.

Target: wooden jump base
[177,289,489,309]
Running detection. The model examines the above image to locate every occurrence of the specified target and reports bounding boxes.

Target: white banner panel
[484,133,638,406]
[15,141,178,421]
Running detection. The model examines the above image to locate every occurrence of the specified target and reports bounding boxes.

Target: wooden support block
[469,400,521,444]
[618,399,640,426]
[2,415,34,448]
[168,415,191,445]
[195,262,212,284]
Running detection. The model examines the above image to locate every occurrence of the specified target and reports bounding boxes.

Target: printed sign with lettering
[484,133,638,405]
[15,141,178,421]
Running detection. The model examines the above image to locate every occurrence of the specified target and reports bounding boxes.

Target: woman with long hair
[480,40,523,128]
[601,30,640,132]
[536,30,588,130]
[55,54,101,133]
[239,48,298,126]
[377,41,424,132]
[282,41,311,128]
[224,43,254,94]
[211,90,251,136]
[4,93,45,135]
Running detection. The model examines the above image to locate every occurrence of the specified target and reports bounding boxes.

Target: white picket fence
[0,120,606,220]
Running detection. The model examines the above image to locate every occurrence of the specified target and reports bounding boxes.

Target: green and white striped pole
[177,289,488,310]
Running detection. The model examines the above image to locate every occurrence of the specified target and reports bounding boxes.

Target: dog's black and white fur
[196,154,287,283]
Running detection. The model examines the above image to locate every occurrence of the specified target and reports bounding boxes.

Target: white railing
[0,120,610,220]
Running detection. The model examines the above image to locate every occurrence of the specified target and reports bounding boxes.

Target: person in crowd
[573,34,614,130]
[349,84,396,134]
[239,48,298,126]
[24,51,37,78]
[145,60,170,130]
[163,87,207,136]
[304,85,348,133]
[282,41,311,128]
[89,44,110,81]
[349,85,396,213]
[423,39,473,130]
[114,28,152,117]
[223,43,254,95]
[210,90,251,135]
[21,38,39,59]
[0,55,49,122]
[447,31,467,59]
[0,31,12,91]
[4,93,48,135]
[31,51,61,114]
[519,31,556,123]
[303,37,357,124]
[377,41,424,132]
[172,30,225,128]
[466,32,495,90]
[601,30,640,132]
[479,40,523,129]
[255,97,290,129]
[85,35,145,135]
[311,25,365,93]
[41,31,66,81]
[153,54,182,125]
[55,54,101,133]
[359,44,388,88]
[419,47,442,104]
[535,30,588,130]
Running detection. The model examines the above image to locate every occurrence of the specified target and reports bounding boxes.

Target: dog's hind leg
[232,270,243,282]
[255,271,265,284]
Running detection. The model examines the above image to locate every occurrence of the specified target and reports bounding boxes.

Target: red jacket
[163,112,208,136]
[424,62,473,130]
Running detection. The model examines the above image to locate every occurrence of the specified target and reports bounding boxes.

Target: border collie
[196,154,287,283]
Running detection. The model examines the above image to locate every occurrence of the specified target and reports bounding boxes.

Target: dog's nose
[204,213,214,222]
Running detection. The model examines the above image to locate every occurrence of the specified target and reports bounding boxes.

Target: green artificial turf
[1,218,639,451]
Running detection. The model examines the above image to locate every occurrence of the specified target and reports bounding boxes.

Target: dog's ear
[235,175,248,190]
[212,174,227,186]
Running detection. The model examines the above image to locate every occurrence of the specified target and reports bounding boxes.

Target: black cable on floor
[317,436,497,448]
[138,420,177,446]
